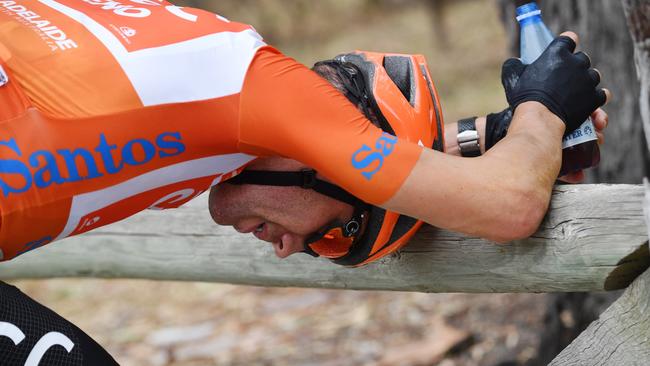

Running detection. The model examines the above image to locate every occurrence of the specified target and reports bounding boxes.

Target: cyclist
[0,1,608,265]
[0,1,608,364]
[211,53,608,264]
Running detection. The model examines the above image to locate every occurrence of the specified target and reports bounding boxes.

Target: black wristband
[458,117,477,134]
[457,117,480,157]
[485,107,513,151]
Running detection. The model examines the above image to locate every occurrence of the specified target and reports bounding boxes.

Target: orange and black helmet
[228,51,444,266]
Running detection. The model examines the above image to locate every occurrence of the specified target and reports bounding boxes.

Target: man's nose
[272,233,306,259]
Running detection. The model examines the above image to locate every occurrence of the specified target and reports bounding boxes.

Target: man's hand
[501,31,610,135]
[557,107,609,183]
[479,106,608,183]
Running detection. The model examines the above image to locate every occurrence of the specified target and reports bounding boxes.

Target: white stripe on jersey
[38,0,266,106]
[123,30,265,105]
[54,153,256,241]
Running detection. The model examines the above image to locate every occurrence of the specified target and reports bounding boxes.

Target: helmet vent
[383,56,415,106]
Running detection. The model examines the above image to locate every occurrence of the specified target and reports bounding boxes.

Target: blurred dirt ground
[11,279,551,366]
[5,1,551,365]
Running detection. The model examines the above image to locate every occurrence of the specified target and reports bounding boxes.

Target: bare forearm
[382,102,565,242]
[485,103,564,193]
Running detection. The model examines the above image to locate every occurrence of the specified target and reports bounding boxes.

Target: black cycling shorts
[0,281,118,365]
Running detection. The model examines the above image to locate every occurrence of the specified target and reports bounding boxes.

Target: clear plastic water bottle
[516,2,600,176]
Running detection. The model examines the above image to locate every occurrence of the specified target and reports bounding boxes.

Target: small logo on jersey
[351,132,397,180]
[0,65,8,87]
[0,320,75,364]
[18,236,52,256]
[119,26,137,37]
[81,0,152,18]
[0,1,78,51]
[149,188,199,210]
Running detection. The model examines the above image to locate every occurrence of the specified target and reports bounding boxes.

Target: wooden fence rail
[0,184,647,293]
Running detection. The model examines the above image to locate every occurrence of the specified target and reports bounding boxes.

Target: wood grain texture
[546,4,650,365]
[0,184,647,293]
[549,267,650,365]
[551,3,650,362]
[622,0,650,158]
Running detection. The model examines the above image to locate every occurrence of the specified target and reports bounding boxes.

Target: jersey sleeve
[238,47,424,205]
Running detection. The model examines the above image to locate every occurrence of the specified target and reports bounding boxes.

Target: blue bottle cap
[516,2,541,22]
[516,2,539,16]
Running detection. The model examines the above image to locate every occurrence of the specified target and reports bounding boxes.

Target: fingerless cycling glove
[501,36,606,134]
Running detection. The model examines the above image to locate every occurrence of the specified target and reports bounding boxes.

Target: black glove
[501,36,606,134]
[456,107,512,152]
[485,107,513,150]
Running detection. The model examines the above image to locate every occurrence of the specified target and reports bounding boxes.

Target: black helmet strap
[226,169,369,258]
[226,169,363,208]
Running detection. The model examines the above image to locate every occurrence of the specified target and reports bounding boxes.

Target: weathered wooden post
[548,1,650,364]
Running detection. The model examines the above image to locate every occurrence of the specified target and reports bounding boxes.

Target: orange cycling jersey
[0,0,428,261]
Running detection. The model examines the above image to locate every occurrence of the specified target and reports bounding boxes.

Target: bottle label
[562,119,598,149]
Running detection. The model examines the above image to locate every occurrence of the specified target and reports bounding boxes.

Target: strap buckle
[457,117,481,158]
[458,130,481,157]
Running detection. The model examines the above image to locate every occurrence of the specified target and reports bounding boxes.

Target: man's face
[208,157,354,258]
